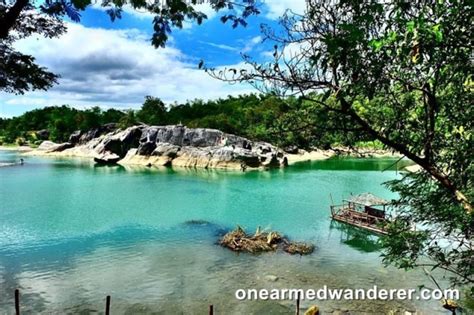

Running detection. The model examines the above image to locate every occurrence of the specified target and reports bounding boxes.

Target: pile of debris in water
[219,225,314,255]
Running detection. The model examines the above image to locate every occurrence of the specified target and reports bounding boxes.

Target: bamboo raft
[330,193,390,235]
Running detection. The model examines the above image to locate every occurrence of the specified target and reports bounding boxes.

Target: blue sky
[0,0,307,117]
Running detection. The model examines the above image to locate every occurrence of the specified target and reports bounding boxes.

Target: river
[0,150,448,314]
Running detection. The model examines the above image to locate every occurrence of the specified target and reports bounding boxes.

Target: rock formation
[34,125,288,170]
[37,141,74,152]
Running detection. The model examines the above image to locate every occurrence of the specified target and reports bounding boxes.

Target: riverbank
[286,149,335,164]
[21,144,269,171]
[0,145,33,152]
[286,148,403,165]
[17,126,289,170]
[3,144,408,170]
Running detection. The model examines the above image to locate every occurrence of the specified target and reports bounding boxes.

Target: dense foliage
[0,106,123,144]
[208,0,473,293]
[0,94,372,148]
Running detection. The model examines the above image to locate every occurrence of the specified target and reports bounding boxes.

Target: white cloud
[242,35,262,53]
[201,35,262,54]
[193,2,218,20]
[0,23,255,115]
[263,0,307,19]
[201,41,239,52]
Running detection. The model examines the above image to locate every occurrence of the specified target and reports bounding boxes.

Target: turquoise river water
[0,150,451,314]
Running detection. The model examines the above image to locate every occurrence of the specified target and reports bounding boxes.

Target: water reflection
[329,221,382,253]
[292,156,414,172]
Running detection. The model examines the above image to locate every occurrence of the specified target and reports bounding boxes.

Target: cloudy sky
[0,0,307,117]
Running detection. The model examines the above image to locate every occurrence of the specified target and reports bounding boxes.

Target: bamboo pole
[105,295,111,315]
[14,289,20,315]
[209,304,214,315]
[295,291,300,315]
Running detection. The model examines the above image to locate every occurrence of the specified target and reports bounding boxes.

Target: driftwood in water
[219,226,314,255]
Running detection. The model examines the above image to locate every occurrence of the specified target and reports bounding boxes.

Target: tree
[0,0,260,94]
[136,96,167,125]
[0,2,65,93]
[118,109,138,129]
[101,108,126,125]
[208,0,473,290]
[1,94,352,148]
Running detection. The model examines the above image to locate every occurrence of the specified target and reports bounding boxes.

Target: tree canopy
[0,93,375,150]
[207,0,473,290]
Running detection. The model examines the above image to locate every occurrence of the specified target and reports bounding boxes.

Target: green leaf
[406,21,415,33]
[369,39,383,51]
[432,24,443,42]
[388,31,397,43]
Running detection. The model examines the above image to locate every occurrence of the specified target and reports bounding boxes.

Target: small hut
[330,193,390,235]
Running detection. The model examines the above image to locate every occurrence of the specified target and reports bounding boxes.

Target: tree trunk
[0,0,29,39]
[338,97,473,214]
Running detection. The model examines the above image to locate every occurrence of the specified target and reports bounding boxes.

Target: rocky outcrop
[37,141,74,153]
[34,125,288,170]
[68,124,118,145]
[35,129,50,140]
[68,130,82,144]
[94,153,121,164]
[78,123,117,144]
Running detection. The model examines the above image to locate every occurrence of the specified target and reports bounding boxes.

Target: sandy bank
[404,164,422,172]
[0,145,33,152]
[23,146,92,158]
[286,147,403,165]
[286,149,335,165]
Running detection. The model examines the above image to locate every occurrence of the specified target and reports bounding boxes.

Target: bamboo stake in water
[295,291,300,315]
[14,289,20,315]
[105,295,111,315]
[209,304,214,315]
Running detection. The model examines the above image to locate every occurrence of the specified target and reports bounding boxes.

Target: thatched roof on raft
[345,193,389,206]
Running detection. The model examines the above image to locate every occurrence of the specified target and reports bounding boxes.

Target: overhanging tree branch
[0,0,29,39]
[337,96,472,214]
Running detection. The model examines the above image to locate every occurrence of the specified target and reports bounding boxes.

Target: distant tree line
[0,94,374,149]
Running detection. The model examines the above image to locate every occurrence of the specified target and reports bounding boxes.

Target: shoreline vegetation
[0,96,391,155]
[0,97,406,170]
[286,148,402,165]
